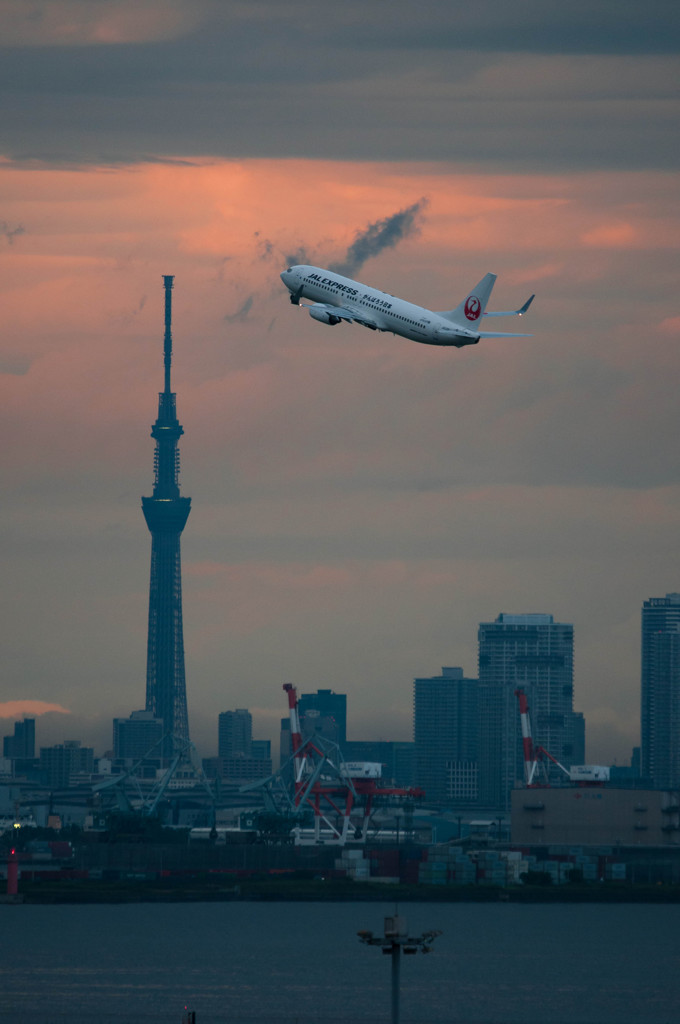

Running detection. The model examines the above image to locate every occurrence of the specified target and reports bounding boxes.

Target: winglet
[483,293,535,318]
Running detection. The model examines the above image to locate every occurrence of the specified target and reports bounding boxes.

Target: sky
[1,0,679,764]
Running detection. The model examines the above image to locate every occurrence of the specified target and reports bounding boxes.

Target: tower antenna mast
[163,274,173,394]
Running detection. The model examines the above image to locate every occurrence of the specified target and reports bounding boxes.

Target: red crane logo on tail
[464,295,481,321]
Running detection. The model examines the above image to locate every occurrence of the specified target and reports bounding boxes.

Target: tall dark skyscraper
[477,613,583,810]
[142,276,191,761]
[413,667,479,805]
[3,718,35,760]
[218,710,253,759]
[298,689,347,746]
[113,710,164,763]
[641,593,680,789]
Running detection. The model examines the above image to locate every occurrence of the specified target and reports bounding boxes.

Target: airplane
[280,265,534,348]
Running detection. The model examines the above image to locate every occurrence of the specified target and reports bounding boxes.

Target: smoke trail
[330,198,427,277]
[224,294,254,323]
[1,221,25,245]
[282,245,314,268]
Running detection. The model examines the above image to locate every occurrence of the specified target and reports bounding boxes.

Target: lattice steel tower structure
[142,276,191,761]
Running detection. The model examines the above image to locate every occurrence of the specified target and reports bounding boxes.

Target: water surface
[0,901,677,1023]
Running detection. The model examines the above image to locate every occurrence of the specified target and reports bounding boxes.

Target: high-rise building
[40,741,94,788]
[3,718,35,760]
[142,277,191,762]
[218,709,252,759]
[478,613,583,810]
[113,710,164,763]
[217,710,271,782]
[298,689,347,745]
[252,739,271,761]
[641,593,680,789]
[413,667,479,805]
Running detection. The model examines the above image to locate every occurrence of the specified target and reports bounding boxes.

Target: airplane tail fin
[437,273,497,328]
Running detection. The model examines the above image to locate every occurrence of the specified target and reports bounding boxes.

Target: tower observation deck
[142,276,191,761]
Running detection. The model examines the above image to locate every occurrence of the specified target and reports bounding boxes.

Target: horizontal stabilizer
[477,331,532,338]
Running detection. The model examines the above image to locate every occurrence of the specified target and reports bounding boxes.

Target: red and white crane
[514,688,570,788]
[514,689,610,787]
[247,684,424,845]
[283,682,305,783]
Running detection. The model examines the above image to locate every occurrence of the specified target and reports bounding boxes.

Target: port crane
[515,688,570,788]
[515,689,610,787]
[241,684,424,845]
[92,733,215,817]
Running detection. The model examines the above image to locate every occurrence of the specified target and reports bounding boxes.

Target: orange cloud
[1,0,201,46]
[0,158,673,363]
[1,156,678,494]
[508,262,564,284]
[580,221,637,247]
[659,316,680,334]
[0,700,70,719]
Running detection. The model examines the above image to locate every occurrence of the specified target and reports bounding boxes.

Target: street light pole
[390,936,401,1023]
[358,915,442,1024]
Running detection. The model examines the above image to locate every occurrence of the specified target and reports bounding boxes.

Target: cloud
[0,0,204,46]
[0,700,70,719]
[0,6,678,170]
[580,221,637,247]
[659,316,680,335]
[329,199,428,277]
[3,1,678,54]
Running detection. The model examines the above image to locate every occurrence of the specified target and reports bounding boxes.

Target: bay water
[0,901,678,1023]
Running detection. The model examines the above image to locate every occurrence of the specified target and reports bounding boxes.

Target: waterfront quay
[4,834,680,903]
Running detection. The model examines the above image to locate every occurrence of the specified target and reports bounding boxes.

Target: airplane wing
[321,304,364,324]
[303,302,385,330]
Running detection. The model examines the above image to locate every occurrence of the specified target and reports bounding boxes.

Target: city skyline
[2,1,679,764]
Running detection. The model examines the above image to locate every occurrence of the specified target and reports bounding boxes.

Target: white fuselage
[280,265,481,347]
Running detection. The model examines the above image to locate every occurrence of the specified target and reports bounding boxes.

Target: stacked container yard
[474,850,508,886]
[500,850,523,884]
[366,847,400,883]
[335,848,370,880]
[573,850,599,880]
[417,846,476,885]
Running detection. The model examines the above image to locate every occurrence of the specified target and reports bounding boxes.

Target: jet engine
[308,304,341,326]
[436,326,479,347]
